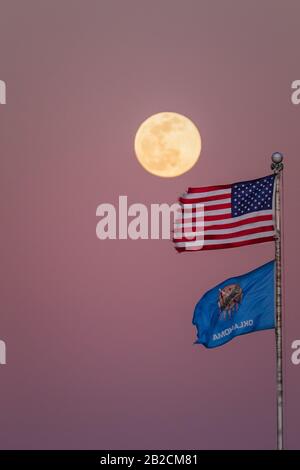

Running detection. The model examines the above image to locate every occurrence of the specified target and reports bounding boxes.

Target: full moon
[134,112,201,177]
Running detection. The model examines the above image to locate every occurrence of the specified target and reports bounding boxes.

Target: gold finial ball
[272,152,283,164]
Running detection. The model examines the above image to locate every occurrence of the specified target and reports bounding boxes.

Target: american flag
[173,175,276,251]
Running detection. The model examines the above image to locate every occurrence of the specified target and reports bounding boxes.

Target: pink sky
[0,0,299,449]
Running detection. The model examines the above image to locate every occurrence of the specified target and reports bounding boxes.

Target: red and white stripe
[173,183,275,251]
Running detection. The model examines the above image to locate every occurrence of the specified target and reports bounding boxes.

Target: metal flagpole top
[271,152,284,173]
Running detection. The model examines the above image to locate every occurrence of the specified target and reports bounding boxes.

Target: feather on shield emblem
[218,284,243,319]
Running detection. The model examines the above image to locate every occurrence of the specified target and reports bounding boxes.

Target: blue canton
[232,175,275,217]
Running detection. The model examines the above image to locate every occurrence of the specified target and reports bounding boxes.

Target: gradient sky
[0,0,299,449]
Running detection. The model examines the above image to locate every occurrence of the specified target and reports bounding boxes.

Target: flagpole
[271,152,284,450]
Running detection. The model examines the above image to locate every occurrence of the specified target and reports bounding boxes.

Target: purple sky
[0,0,300,449]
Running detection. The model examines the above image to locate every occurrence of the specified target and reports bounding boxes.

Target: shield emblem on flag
[218,284,243,318]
